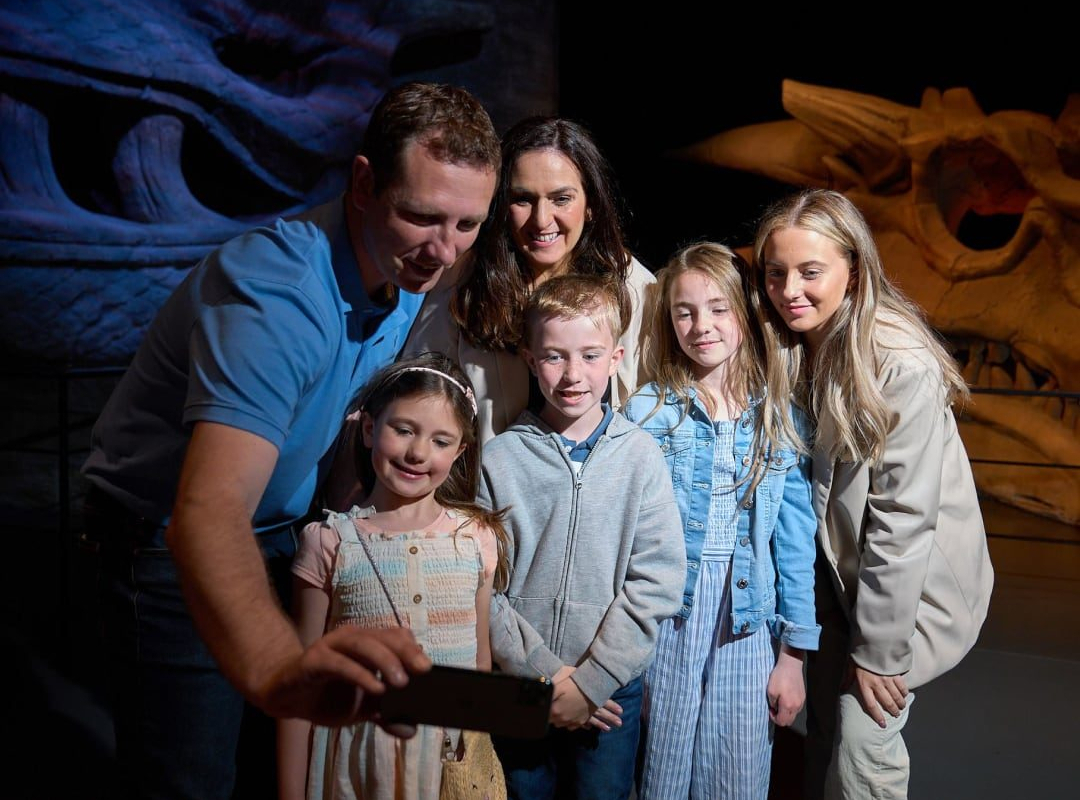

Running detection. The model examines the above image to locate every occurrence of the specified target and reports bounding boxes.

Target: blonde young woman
[748,189,994,799]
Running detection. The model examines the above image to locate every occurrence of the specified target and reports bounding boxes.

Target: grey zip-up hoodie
[478,410,686,706]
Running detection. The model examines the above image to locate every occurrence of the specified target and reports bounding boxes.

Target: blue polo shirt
[558,406,614,466]
[84,198,422,542]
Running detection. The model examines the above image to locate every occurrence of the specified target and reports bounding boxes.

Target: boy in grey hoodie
[478,274,685,799]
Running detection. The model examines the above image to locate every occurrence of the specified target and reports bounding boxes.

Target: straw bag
[439,729,506,800]
[328,512,507,800]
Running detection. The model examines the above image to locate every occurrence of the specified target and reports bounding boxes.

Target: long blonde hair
[749,189,968,463]
[639,242,804,494]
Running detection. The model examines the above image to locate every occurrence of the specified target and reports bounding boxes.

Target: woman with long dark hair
[405,116,654,441]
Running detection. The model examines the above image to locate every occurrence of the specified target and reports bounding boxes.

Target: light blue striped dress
[639,420,774,800]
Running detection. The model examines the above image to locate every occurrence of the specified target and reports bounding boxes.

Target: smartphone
[376,665,553,739]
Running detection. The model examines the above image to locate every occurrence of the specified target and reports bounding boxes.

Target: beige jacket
[813,321,994,688]
[403,256,655,443]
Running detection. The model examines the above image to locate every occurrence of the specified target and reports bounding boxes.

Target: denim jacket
[623,383,820,650]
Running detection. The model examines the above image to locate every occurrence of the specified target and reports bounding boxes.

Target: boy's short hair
[362,81,500,194]
[523,274,630,347]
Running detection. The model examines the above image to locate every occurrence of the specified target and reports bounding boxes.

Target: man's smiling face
[352,139,496,295]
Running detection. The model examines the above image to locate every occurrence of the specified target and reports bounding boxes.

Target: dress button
[736,578,748,589]
[409,545,418,554]
[413,594,422,603]
[740,537,750,547]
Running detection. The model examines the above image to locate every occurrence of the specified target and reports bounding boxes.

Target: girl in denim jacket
[624,243,820,800]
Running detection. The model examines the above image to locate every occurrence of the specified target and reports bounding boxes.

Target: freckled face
[523,313,623,439]
[507,149,589,279]
[763,227,852,349]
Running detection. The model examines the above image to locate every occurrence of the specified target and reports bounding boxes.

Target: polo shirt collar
[328,196,401,332]
[559,404,614,462]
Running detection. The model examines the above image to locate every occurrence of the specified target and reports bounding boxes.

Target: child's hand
[766,644,806,727]
[549,677,594,729]
[586,698,623,732]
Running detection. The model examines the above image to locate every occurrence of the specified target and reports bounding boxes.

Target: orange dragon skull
[686,81,1080,524]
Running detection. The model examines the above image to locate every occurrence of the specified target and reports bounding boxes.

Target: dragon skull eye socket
[45,90,297,220]
[924,137,1032,249]
[926,141,1035,251]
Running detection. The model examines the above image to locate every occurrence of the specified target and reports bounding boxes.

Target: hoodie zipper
[551,436,603,654]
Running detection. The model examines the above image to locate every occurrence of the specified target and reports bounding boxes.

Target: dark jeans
[495,676,643,800]
[804,547,849,800]
[87,486,293,800]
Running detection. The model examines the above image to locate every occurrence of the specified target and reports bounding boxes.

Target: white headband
[399,366,478,417]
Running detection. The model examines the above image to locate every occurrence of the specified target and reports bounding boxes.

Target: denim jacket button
[736,578,748,589]
[772,455,783,465]
[741,455,751,466]
[740,622,750,633]
[740,537,750,547]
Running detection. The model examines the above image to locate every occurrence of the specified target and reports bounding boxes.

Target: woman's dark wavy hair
[352,351,509,590]
[451,117,631,351]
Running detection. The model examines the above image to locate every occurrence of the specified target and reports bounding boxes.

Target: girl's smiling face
[362,393,465,505]
[507,149,589,278]
[669,269,744,383]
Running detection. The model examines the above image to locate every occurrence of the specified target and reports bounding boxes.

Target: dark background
[556,9,1074,267]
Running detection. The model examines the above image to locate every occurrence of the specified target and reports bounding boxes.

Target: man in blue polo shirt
[82,82,499,799]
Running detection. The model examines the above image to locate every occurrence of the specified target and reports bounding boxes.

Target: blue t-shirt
[83,198,422,541]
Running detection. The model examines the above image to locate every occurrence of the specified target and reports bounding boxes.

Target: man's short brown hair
[362,82,500,193]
